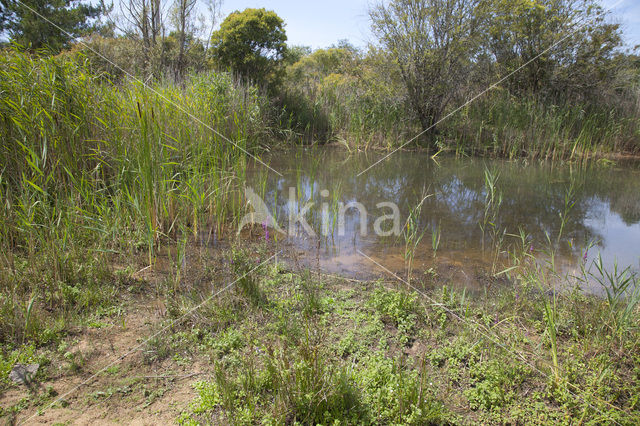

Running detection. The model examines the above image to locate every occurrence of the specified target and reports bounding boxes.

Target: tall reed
[0,48,271,344]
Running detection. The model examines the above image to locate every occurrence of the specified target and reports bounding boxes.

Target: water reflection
[248,148,640,292]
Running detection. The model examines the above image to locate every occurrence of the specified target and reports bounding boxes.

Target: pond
[247,148,640,294]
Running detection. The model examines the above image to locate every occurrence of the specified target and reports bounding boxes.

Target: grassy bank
[179,256,640,424]
[2,243,639,424]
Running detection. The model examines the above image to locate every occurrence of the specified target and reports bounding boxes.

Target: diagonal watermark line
[13,0,283,177]
[356,249,533,365]
[20,251,281,425]
[357,0,627,177]
[356,248,629,424]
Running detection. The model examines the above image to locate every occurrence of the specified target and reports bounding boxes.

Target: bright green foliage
[210,8,287,85]
[282,44,311,66]
[370,0,485,144]
[369,286,419,344]
[0,49,270,345]
[179,266,449,425]
[357,354,445,424]
[465,359,529,410]
[485,0,624,100]
[589,255,640,336]
[1,0,103,52]
[287,47,356,85]
[281,44,410,146]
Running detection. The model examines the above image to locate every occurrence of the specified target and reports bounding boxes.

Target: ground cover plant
[4,240,639,424]
[1,0,640,423]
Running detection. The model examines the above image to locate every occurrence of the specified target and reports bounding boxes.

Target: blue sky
[603,0,640,49]
[220,0,640,50]
[219,0,372,49]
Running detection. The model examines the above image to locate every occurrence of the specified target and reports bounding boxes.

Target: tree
[369,0,484,147]
[485,0,624,101]
[172,0,197,82]
[202,0,222,52]
[286,46,358,93]
[119,0,164,71]
[161,31,207,75]
[1,0,104,51]
[283,44,311,67]
[210,8,287,85]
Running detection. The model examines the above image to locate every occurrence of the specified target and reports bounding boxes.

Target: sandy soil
[1,299,210,425]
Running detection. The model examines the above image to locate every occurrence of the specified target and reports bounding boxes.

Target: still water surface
[248,148,640,293]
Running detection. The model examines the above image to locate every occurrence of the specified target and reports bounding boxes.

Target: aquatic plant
[479,165,505,273]
[589,254,640,336]
[402,192,430,284]
[431,222,441,258]
[0,49,270,344]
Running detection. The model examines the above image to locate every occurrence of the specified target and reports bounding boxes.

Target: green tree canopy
[1,0,104,52]
[485,0,624,100]
[370,0,485,146]
[287,47,358,88]
[210,7,287,85]
[369,0,627,148]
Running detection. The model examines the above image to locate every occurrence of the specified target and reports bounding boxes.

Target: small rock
[9,363,39,385]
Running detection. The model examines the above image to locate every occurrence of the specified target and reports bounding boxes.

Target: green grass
[2,234,639,423]
[175,254,450,425]
[161,248,640,424]
[0,48,271,347]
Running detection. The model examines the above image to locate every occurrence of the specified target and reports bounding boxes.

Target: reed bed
[0,49,271,345]
[281,72,639,157]
[445,91,640,160]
